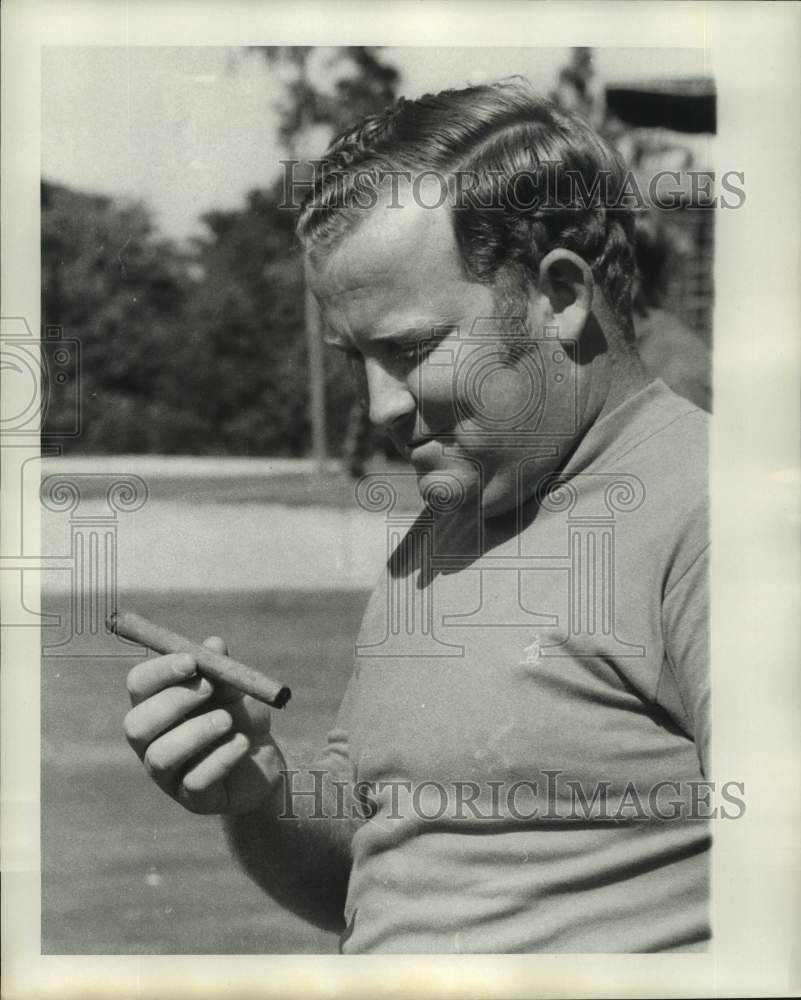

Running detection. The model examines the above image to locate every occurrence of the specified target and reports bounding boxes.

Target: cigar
[107,610,291,709]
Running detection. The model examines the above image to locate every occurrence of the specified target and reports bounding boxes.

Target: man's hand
[124,636,286,816]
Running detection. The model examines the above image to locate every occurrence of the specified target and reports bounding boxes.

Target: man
[632,213,712,412]
[123,82,710,952]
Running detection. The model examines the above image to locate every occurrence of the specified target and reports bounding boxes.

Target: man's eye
[327,341,361,361]
[395,338,441,364]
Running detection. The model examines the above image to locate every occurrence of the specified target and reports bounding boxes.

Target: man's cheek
[415,363,460,429]
[451,350,541,436]
[419,344,498,431]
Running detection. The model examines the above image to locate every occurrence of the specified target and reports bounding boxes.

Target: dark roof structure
[605,76,716,134]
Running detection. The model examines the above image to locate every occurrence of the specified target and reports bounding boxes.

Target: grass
[47,466,423,511]
[42,588,370,954]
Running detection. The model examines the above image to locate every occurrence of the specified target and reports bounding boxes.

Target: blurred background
[39,46,715,955]
[42,45,714,460]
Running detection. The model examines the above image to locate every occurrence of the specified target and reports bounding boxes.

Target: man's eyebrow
[323,321,462,350]
[372,321,461,342]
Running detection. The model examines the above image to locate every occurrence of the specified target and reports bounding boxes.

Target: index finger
[199,636,242,706]
[126,652,202,707]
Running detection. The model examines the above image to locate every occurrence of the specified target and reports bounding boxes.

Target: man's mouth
[405,435,438,457]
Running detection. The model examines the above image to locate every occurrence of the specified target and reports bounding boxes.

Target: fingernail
[186,676,213,696]
[171,654,195,677]
[212,711,231,733]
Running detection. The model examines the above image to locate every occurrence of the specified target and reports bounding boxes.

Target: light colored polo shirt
[322,380,710,953]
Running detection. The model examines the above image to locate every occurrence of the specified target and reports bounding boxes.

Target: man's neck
[596,341,650,424]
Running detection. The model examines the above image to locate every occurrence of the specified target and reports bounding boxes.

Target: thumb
[202,634,228,656]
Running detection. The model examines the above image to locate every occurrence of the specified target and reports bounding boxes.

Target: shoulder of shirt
[605,380,708,489]
[606,381,709,578]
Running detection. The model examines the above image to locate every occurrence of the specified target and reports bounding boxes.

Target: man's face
[308,194,586,517]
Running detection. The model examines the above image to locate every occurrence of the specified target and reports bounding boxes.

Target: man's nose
[364,358,416,429]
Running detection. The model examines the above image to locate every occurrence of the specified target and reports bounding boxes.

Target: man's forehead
[308,191,465,300]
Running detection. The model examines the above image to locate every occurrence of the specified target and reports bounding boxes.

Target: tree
[182,185,309,455]
[40,47,401,456]
[41,179,201,452]
[252,47,400,461]
[256,47,399,151]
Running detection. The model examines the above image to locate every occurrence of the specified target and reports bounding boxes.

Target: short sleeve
[658,544,710,776]
[313,668,359,786]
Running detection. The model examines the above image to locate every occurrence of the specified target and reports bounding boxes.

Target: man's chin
[412,461,528,521]
[414,463,475,512]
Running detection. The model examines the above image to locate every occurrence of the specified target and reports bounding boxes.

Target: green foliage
[41,180,200,451]
[184,186,308,455]
[256,46,399,149]
[41,47,400,455]
[42,178,315,455]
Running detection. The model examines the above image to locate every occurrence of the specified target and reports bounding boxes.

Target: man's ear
[536,248,594,341]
